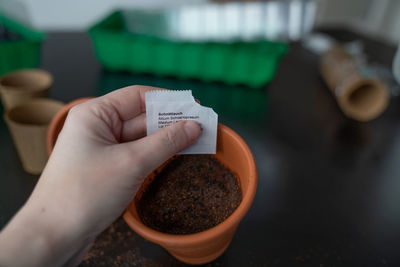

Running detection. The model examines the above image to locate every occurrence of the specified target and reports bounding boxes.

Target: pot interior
[131,125,253,225]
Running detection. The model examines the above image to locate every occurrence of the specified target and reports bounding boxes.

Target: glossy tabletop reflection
[1,30,400,266]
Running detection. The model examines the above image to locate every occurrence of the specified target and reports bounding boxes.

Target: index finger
[95,85,165,121]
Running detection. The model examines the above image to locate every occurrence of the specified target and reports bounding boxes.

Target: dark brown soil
[136,155,242,235]
[80,218,160,267]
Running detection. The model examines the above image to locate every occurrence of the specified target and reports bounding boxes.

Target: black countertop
[1,29,400,266]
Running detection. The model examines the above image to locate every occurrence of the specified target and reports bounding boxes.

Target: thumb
[130,120,201,175]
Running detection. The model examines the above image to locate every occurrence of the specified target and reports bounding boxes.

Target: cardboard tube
[4,99,64,175]
[0,69,53,111]
[320,46,389,121]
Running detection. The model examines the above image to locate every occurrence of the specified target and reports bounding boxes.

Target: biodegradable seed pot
[0,69,53,111]
[5,98,64,174]
[47,98,257,265]
[320,46,389,121]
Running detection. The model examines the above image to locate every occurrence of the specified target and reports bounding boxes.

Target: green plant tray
[0,14,45,76]
[89,11,288,88]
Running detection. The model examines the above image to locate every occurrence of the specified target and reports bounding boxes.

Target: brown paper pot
[0,69,53,111]
[4,99,64,175]
[320,46,389,122]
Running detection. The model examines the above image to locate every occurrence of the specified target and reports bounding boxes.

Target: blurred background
[2,0,400,266]
[0,0,399,44]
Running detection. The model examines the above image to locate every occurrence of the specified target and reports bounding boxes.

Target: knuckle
[66,105,86,122]
[87,101,120,128]
[68,105,81,117]
[130,85,142,91]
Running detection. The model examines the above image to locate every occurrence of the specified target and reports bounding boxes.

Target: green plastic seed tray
[0,14,45,76]
[89,11,288,88]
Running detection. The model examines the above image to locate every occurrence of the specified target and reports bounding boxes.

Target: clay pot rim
[0,69,53,92]
[46,97,93,155]
[4,98,65,127]
[123,123,257,245]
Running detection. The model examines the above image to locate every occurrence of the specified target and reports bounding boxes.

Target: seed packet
[146,90,218,154]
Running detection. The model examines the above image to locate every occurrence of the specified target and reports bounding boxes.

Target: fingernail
[184,121,201,141]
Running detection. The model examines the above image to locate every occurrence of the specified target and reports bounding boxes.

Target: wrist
[0,213,49,267]
[0,200,92,267]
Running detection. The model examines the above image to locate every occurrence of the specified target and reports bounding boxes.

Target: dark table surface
[1,29,400,266]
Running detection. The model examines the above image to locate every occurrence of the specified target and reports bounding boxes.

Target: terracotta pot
[124,124,257,264]
[0,69,53,111]
[46,98,257,264]
[46,98,92,155]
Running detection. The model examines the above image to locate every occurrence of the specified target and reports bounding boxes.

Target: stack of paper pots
[0,69,64,174]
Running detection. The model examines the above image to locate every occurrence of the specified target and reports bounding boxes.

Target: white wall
[0,0,206,30]
[1,0,399,44]
[316,0,400,44]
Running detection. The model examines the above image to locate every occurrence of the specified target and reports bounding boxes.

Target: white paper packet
[145,90,218,154]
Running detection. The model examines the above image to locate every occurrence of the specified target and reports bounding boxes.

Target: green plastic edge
[88,10,289,89]
[0,13,46,41]
[0,13,44,76]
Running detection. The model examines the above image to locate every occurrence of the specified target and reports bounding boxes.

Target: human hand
[0,85,202,266]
